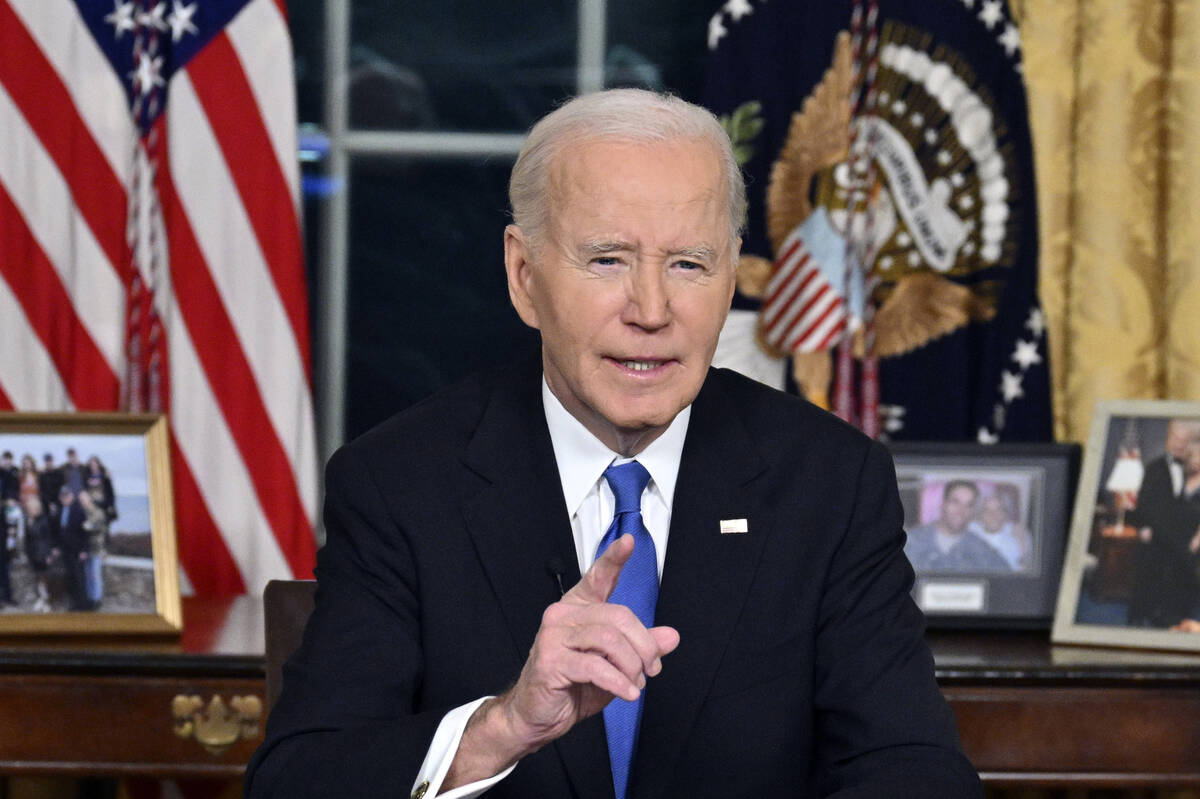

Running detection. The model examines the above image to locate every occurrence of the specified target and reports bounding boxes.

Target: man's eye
[591,257,621,267]
[675,260,704,271]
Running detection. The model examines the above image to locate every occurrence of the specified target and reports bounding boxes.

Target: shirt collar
[542,377,690,517]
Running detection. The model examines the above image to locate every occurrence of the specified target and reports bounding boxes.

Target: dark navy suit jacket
[246,359,981,798]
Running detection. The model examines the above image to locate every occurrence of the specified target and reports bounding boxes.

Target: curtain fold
[1017,0,1200,443]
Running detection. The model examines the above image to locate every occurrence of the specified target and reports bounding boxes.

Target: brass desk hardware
[171,694,262,755]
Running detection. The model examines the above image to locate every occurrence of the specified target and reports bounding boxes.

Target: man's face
[1186,443,1200,477]
[1165,422,1193,459]
[505,138,737,453]
[979,496,1006,533]
[939,485,977,535]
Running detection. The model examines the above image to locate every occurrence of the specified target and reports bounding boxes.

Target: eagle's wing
[765,31,855,255]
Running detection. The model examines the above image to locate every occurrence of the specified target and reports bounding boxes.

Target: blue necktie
[595,460,657,799]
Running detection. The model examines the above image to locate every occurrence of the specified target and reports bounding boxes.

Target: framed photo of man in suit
[1054,400,1200,652]
[890,442,1080,628]
[0,413,180,635]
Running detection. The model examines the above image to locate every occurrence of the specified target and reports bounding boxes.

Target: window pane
[345,157,540,438]
[605,2,709,100]
[348,0,577,132]
[289,0,324,125]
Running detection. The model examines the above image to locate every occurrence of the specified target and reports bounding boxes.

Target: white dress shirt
[409,378,691,798]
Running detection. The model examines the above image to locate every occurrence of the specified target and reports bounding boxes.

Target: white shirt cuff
[410,697,517,798]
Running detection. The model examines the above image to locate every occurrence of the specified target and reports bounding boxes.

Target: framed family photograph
[889,442,1080,628]
[0,413,181,635]
[1052,400,1200,652]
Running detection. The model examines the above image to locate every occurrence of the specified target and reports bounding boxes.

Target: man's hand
[443,534,680,790]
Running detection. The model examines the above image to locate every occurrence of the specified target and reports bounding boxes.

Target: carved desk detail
[172,694,262,756]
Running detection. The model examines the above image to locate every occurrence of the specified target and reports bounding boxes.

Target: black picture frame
[887,442,1080,629]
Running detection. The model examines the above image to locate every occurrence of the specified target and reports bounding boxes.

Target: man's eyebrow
[578,239,635,255]
[576,240,719,261]
[667,245,718,261]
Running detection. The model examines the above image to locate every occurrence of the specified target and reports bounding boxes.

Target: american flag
[0,0,317,595]
[758,225,848,355]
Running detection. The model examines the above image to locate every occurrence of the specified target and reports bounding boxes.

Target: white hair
[508,88,746,250]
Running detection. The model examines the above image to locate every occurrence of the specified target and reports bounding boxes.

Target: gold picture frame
[1052,400,1200,653]
[0,413,181,635]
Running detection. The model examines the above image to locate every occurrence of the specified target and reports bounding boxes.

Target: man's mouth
[618,359,662,372]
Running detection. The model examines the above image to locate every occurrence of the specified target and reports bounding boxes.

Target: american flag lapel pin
[719,518,748,534]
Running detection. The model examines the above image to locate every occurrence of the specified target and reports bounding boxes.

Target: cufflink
[412,780,430,799]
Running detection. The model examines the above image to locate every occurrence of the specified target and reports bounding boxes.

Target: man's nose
[623,266,671,329]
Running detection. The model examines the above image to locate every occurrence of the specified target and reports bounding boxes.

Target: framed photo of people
[0,413,180,635]
[889,442,1080,628]
[1053,400,1200,652]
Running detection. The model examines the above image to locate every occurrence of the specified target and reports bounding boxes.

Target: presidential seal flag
[0,0,318,595]
[706,0,1052,442]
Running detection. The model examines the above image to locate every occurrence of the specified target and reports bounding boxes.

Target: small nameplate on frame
[918,581,987,613]
[719,518,748,534]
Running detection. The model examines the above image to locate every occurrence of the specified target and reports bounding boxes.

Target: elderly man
[1128,419,1200,627]
[247,89,979,798]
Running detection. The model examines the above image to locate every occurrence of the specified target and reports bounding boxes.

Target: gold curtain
[1013,0,1200,442]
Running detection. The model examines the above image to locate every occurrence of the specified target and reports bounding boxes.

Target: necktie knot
[604,460,651,516]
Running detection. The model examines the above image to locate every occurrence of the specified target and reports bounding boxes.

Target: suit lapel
[631,373,769,799]
[458,362,614,799]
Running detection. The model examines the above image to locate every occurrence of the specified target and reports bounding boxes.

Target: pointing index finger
[567,533,635,605]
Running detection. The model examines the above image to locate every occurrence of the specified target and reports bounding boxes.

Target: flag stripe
[0,382,12,411]
[167,297,298,595]
[813,316,848,352]
[170,436,246,595]
[7,0,135,189]
[762,266,818,339]
[0,0,131,283]
[226,0,300,209]
[158,164,316,580]
[166,73,318,521]
[0,181,120,409]
[760,239,805,323]
[186,33,312,381]
[0,278,71,411]
[776,283,834,348]
[0,82,127,376]
[786,293,844,352]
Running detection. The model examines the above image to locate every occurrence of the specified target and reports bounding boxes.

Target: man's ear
[504,224,541,330]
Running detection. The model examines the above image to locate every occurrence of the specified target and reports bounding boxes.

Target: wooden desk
[0,596,265,779]
[932,630,1200,788]
[3,604,1199,787]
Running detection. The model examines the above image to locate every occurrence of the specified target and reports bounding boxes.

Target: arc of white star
[105,1,136,37]
[724,0,753,22]
[168,1,199,41]
[707,12,728,50]
[132,51,165,97]
[977,427,1000,444]
[138,2,168,31]
[1000,370,1024,403]
[998,23,1021,56]
[1011,339,1042,370]
[1025,307,1045,338]
[979,0,1004,30]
